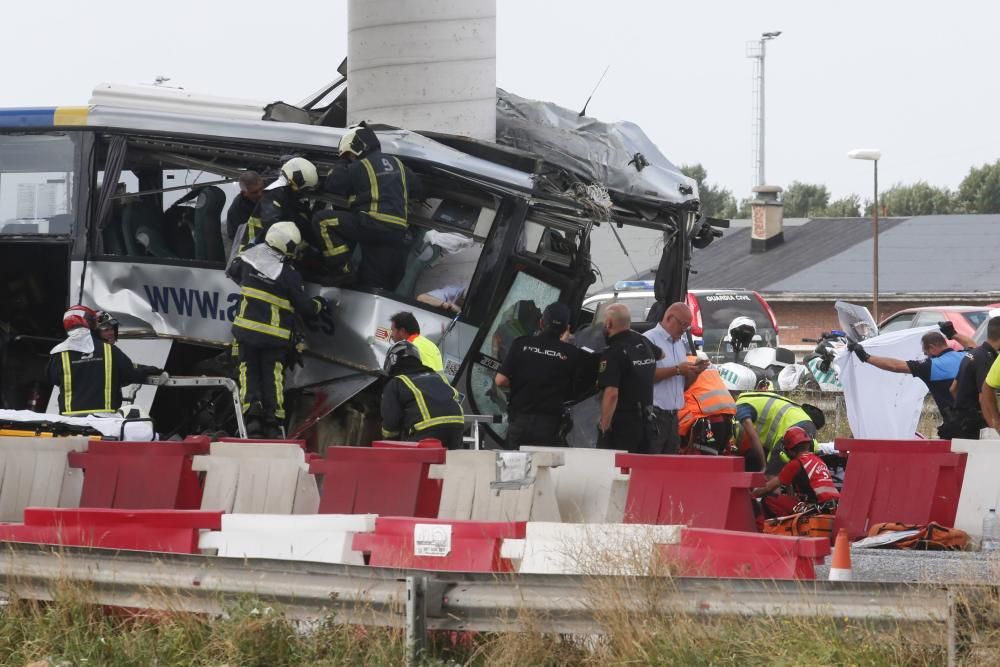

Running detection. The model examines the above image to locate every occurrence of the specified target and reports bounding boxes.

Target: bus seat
[194,186,226,262]
[394,230,443,299]
[163,207,195,259]
[101,208,126,255]
[121,199,160,256]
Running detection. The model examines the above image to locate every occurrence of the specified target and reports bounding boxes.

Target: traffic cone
[828,528,852,581]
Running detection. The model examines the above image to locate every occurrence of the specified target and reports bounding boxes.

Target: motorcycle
[716,317,796,391]
[777,330,849,392]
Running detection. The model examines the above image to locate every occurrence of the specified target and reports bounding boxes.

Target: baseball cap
[541,302,571,330]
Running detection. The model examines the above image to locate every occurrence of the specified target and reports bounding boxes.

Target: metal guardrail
[0,543,959,663]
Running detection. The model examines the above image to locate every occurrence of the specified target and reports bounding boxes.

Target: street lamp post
[848,149,882,321]
[747,31,781,189]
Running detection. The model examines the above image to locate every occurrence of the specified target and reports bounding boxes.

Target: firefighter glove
[847,341,870,363]
[938,320,957,340]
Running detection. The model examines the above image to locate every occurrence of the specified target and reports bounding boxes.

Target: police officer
[48,305,163,416]
[227,221,329,438]
[381,340,465,449]
[597,303,663,453]
[951,317,1000,438]
[240,158,319,251]
[316,123,423,290]
[495,302,591,448]
[734,390,825,475]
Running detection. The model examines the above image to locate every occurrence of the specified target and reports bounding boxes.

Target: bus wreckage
[0,81,723,447]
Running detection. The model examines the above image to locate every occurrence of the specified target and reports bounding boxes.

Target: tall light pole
[849,149,882,322]
[747,31,781,190]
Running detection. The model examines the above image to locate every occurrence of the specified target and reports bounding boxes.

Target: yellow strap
[238,361,249,411]
[61,351,72,413]
[398,375,432,422]
[233,316,290,339]
[103,343,113,411]
[241,286,292,311]
[274,360,285,419]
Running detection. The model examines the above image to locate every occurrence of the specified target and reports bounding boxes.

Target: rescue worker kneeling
[228,221,329,438]
[751,426,840,519]
[677,352,737,454]
[314,123,423,290]
[48,305,164,416]
[380,341,465,449]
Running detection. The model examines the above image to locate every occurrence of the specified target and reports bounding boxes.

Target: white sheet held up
[834,326,933,439]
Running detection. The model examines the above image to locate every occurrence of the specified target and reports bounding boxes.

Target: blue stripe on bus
[0,108,57,127]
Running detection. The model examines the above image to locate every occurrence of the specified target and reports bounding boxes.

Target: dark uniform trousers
[648,407,680,455]
[312,210,408,290]
[507,413,563,449]
[600,407,649,454]
[238,344,286,421]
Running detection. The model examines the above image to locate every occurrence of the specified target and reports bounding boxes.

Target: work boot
[262,419,284,440]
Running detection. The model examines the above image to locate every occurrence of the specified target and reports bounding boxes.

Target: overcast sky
[4,1,997,201]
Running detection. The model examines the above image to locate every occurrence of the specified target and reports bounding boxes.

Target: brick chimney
[750,184,784,253]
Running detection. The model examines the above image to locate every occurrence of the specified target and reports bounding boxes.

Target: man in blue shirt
[848,327,968,437]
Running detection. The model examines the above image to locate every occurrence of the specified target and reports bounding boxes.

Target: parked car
[879,306,996,351]
[579,282,780,362]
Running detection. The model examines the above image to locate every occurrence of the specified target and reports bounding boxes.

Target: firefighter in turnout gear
[315,123,423,290]
[239,157,319,251]
[48,305,163,416]
[734,391,825,475]
[380,340,465,449]
[227,221,329,437]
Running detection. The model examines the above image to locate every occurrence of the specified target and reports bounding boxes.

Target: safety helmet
[383,340,421,374]
[280,157,318,191]
[338,123,380,158]
[265,221,302,256]
[782,426,813,453]
[63,305,97,332]
[96,310,120,341]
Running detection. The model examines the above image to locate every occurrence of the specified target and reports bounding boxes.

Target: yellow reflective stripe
[318,217,351,257]
[413,415,465,431]
[238,362,249,411]
[53,106,89,126]
[381,427,400,438]
[233,316,290,339]
[367,211,408,227]
[397,375,431,422]
[274,361,285,419]
[241,287,292,311]
[395,157,408,216]
[103,343,113,411]
[362,159,380,214]
[270,305,281,328]
[61,351,72,413]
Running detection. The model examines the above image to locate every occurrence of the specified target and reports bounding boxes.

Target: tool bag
[867,522,969,551]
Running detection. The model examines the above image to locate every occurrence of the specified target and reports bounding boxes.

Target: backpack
[866,522,969,551]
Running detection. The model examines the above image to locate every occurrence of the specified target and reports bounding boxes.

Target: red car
[878,306,997,350]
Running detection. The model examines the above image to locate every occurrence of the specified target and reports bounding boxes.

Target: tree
[879,181,957,216]
[680,163,738,218]
[819,194,861,218]
[957,160,1000,213]
[781,181,830,217]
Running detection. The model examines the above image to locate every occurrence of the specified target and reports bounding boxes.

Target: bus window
[467,271,561,441]
[0,134,76,236]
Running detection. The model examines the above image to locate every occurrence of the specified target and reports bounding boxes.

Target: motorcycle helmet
[727,316,757,353]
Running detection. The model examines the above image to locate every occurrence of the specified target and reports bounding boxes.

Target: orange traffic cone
[828,528,852,581]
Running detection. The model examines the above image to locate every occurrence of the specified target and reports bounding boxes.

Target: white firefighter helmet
[338,123,380,158]
[280,157,318,191]
[265,221,302,256]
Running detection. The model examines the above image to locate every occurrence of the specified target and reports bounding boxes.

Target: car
[579,282,780,362]
[878,306,996,350]
[972,309,1000,345]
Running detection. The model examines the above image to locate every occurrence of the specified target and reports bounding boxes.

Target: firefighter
[227,221,329,438]
[677,352,737,454]
[48,305,163,416]
[380,340,465,449]
[733,391,825,475]
[752,426,840,518]
[316,123,423,290]
[95,310,119,344]
[240,157,319,251]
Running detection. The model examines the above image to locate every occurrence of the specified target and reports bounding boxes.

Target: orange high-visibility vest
[678,357,737,436]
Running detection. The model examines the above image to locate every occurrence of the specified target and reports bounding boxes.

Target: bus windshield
[0,133,76,236]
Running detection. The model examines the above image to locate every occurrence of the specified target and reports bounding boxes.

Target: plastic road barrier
[520,447,629,523]
[659,527,831,580]
[194,441,320,514]
[199,513,376,564]
[952,439,1000,537]
[0,435,89,521]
